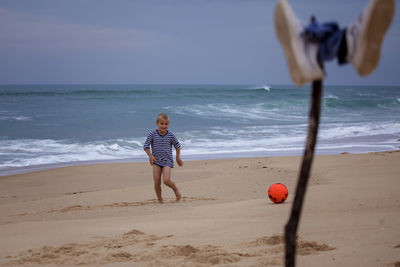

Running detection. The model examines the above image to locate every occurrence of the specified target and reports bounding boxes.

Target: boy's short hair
[157,113,169,122]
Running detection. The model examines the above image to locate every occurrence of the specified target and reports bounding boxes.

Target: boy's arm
[175,147,183,167]
[145,148,156,165]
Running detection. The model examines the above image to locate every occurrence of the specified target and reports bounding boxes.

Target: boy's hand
[176,157,183,167]
[148,155,157,165]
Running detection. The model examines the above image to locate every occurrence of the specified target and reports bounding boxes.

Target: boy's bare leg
[153,165,163,203]
[162,166,181,201]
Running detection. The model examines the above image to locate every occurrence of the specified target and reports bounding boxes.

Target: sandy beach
[0,151,399,266]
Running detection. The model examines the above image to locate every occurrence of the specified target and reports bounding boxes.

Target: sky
[0,0,399,86]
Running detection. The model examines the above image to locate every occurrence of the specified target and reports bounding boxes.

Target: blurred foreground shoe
[346,0,395,76]
[274,0,325,86]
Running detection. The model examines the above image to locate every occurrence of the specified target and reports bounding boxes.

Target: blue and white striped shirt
[143,129,181,168]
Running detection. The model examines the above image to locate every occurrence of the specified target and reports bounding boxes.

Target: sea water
[0,84,399,174]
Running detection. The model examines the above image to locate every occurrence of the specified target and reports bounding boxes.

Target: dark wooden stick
[285,80,323,267]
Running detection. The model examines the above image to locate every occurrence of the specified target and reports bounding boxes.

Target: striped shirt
[143,129,181,168]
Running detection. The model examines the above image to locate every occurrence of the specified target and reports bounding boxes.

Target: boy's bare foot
[175,190,181,201]
[158,198,164,204]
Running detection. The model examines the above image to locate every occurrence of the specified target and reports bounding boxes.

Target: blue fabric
[304,20,345,62]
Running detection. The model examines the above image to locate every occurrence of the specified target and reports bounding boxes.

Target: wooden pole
[285,80,323,267]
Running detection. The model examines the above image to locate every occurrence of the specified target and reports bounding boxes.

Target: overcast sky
[0,0,399,85]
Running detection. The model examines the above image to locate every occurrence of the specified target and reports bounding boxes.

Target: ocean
[0,84,399,175]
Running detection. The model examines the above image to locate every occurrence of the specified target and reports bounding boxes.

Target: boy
[144,113,183,203]
[274,0,395,86]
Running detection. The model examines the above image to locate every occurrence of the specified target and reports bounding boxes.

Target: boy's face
[156,118,169,135]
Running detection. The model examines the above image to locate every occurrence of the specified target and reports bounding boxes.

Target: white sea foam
[325,94,339,100]
[0,139,146,169]
[0,115,32,121]
[2,120,399,170]
[319,122,400,139]
[170,103,306,122]
[1,84,399,172]
[262,85,271,91]
[1,120,399,170]
[0,110,27,121]
[248,84,271,91]
[171,103,266,121]
[358,93,378,97]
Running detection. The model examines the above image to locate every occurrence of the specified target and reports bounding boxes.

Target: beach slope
[0,151,399,266]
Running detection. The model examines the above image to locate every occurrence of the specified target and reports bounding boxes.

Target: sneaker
[274,0,325,86]
[346,0,395,76]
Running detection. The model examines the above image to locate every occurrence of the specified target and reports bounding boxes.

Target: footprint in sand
[48,205,93,213]
[243,234,335,255]
[6,229,171,266]
[42,197,216,215]
[6,230,335,266]
[236,234,335,266]
[102,196,216,208]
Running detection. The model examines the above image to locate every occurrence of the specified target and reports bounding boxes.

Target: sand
[0,151,399,266]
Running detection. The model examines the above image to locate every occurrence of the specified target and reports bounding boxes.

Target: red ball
[268,183,288,203]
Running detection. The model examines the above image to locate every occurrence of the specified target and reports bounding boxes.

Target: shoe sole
[355,0,395,76]
[274,0,304,86]
[274,0,324,86]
